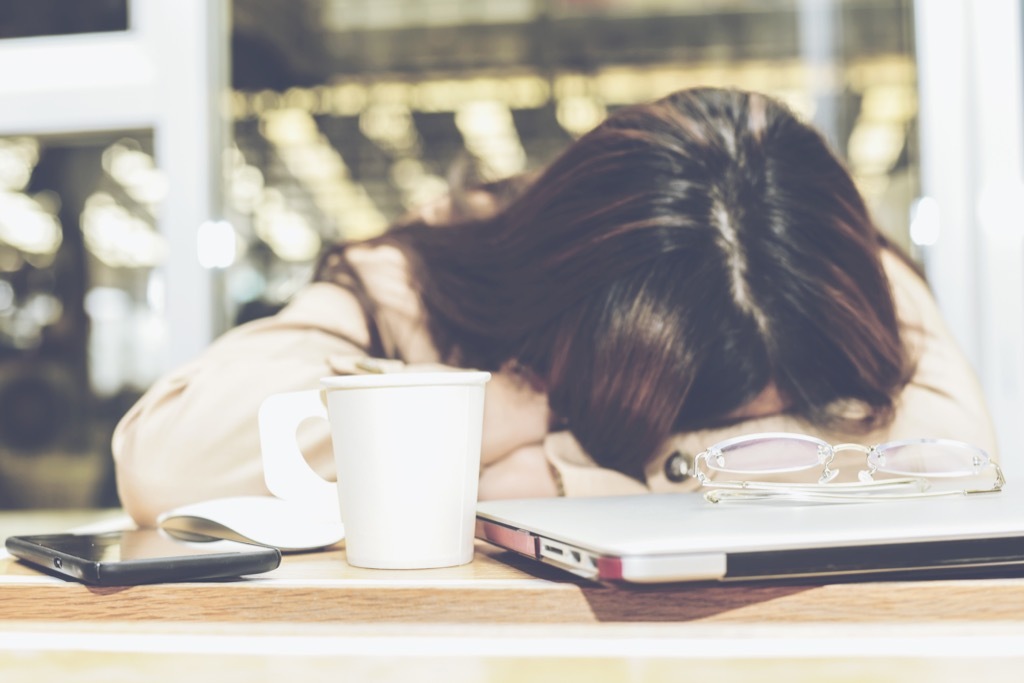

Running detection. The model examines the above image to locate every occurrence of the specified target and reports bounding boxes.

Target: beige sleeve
[543,431,651,497]
[112,283,372,526]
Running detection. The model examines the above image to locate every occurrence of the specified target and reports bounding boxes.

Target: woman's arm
[112,283,373,526]
[478,444,561,499]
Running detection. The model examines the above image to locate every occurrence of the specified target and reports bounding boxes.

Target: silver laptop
[475,490,1024,583]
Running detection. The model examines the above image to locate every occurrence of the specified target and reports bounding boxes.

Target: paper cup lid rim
[320,371,491,389]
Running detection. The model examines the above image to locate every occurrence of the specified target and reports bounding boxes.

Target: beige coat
[112,245,998,526]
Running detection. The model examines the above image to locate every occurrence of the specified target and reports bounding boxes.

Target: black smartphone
[5,528,282,585]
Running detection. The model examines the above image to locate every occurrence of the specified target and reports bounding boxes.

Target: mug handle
[258,389,338,516]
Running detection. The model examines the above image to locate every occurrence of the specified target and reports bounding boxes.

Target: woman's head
[376,87,911,479]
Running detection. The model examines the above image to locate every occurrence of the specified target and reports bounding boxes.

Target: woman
[113,87,996,526]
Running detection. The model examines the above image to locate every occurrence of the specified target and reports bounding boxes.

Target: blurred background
[0,0,1020,510]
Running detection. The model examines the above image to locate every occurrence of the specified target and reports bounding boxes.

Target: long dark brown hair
[318,87,913,480]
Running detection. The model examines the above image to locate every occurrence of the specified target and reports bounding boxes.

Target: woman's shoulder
[213,242,413,349]
[879,248,950,338]
[343,243,417,311]
[335,243,439,363]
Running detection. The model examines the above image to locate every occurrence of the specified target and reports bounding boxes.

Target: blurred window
[0,132,158,509]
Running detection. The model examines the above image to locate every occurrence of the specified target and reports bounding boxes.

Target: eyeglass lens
[711,436,825,474]
[869,441,987,477]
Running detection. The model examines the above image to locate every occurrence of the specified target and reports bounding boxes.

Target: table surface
[3,509,1024,682]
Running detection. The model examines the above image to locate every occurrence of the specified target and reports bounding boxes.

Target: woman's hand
[478,444,560,500]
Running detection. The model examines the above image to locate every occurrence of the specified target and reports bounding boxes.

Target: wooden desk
[2,510,1024,682]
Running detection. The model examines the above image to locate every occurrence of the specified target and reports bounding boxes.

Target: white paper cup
[322,371,490,569]
[258,369,490,569]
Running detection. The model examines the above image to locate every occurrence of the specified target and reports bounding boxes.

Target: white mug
[258,369,491,569]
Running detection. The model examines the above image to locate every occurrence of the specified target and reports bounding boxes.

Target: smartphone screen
[5,529,282,585]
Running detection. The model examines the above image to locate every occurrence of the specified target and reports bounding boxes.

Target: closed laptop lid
[475,491,1024,584]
